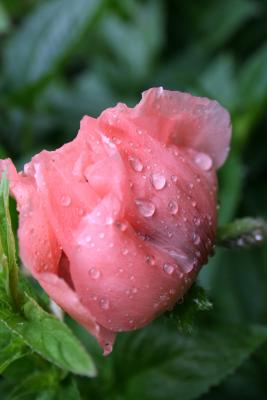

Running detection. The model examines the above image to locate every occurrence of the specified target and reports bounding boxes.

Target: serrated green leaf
[111,323,267,400]
[4,0,106,89]
[0,290,97,377]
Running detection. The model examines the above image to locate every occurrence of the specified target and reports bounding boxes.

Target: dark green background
[0,0,267,399]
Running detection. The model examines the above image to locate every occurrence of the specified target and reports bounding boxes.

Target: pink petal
[0,158,115,354]
[0,158,61,274]
[101,87,231,168]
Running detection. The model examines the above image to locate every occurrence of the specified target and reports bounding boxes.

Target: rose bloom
[0,88,231,354]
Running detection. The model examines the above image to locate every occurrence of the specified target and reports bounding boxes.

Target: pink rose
[0,88,231,355]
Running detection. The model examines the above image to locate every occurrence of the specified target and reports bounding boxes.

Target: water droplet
[163,263,174,275]
[85,235,92,243]
[99,232,105,239]
[237,237,245,247]
[193,217,201,226]
[151,173,166,190]
[115,221,127,231]
[171,175,178,183]
[132,287,138,294]
[78,208,84,216]
[105,216,114,225]
[99,298,110,310]
[191,200,197,208]
[135,199,156,218]
[61,195,71,207]
[192,233,201,245]
[89,268,100,279]
[122,248,129,255]
[194,153,213,171]
[146,255,156,266]
[168,200,178,215]
[253,230,263,242]
[128,156,144,172]
[104,342,113,355]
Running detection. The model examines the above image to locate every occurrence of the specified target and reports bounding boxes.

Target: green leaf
[0,3,10,34]
[112,322,267,400]
[198,54,237,110]
[165,285,213,334]
[239,42,267,108]
[0,175,20,308]
[217,217,267,249]
[7,368,62,400]
[218,154,244,224]
[0,321,28,374]
[0,287,97,377]
[3,0,106,89]
[97,0,164,83]
[200,0,257,51]
[56,378,81,400]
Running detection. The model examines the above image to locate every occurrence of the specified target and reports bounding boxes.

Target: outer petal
[101,87,231,168]
[0,158,115,354]
[0,159,61,275]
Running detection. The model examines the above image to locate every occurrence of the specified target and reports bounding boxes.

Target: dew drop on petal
[168,200,178,215]
[171,175,178,183]
[163,263,174,275]
[104,342,113,355]
[193,217,201,226]
[105,216,114,225]
[115,221,128,232]
[192,233,201,245]
[146,255,156,266]
[61,195,71,207]
[122,248,129,255]
[151,172,166,190]
[99,298,110,310]
[89,267,100,279]
[135,199,156,218]
[99,232,105,239]
[194,153,213,171]
[128,156,144,172]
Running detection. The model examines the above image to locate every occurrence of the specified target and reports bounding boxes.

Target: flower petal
[130,87,231,168]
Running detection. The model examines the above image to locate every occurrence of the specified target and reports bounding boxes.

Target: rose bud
[0,88,231,354]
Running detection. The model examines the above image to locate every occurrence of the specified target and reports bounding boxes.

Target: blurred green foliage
[1,0,267,399]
